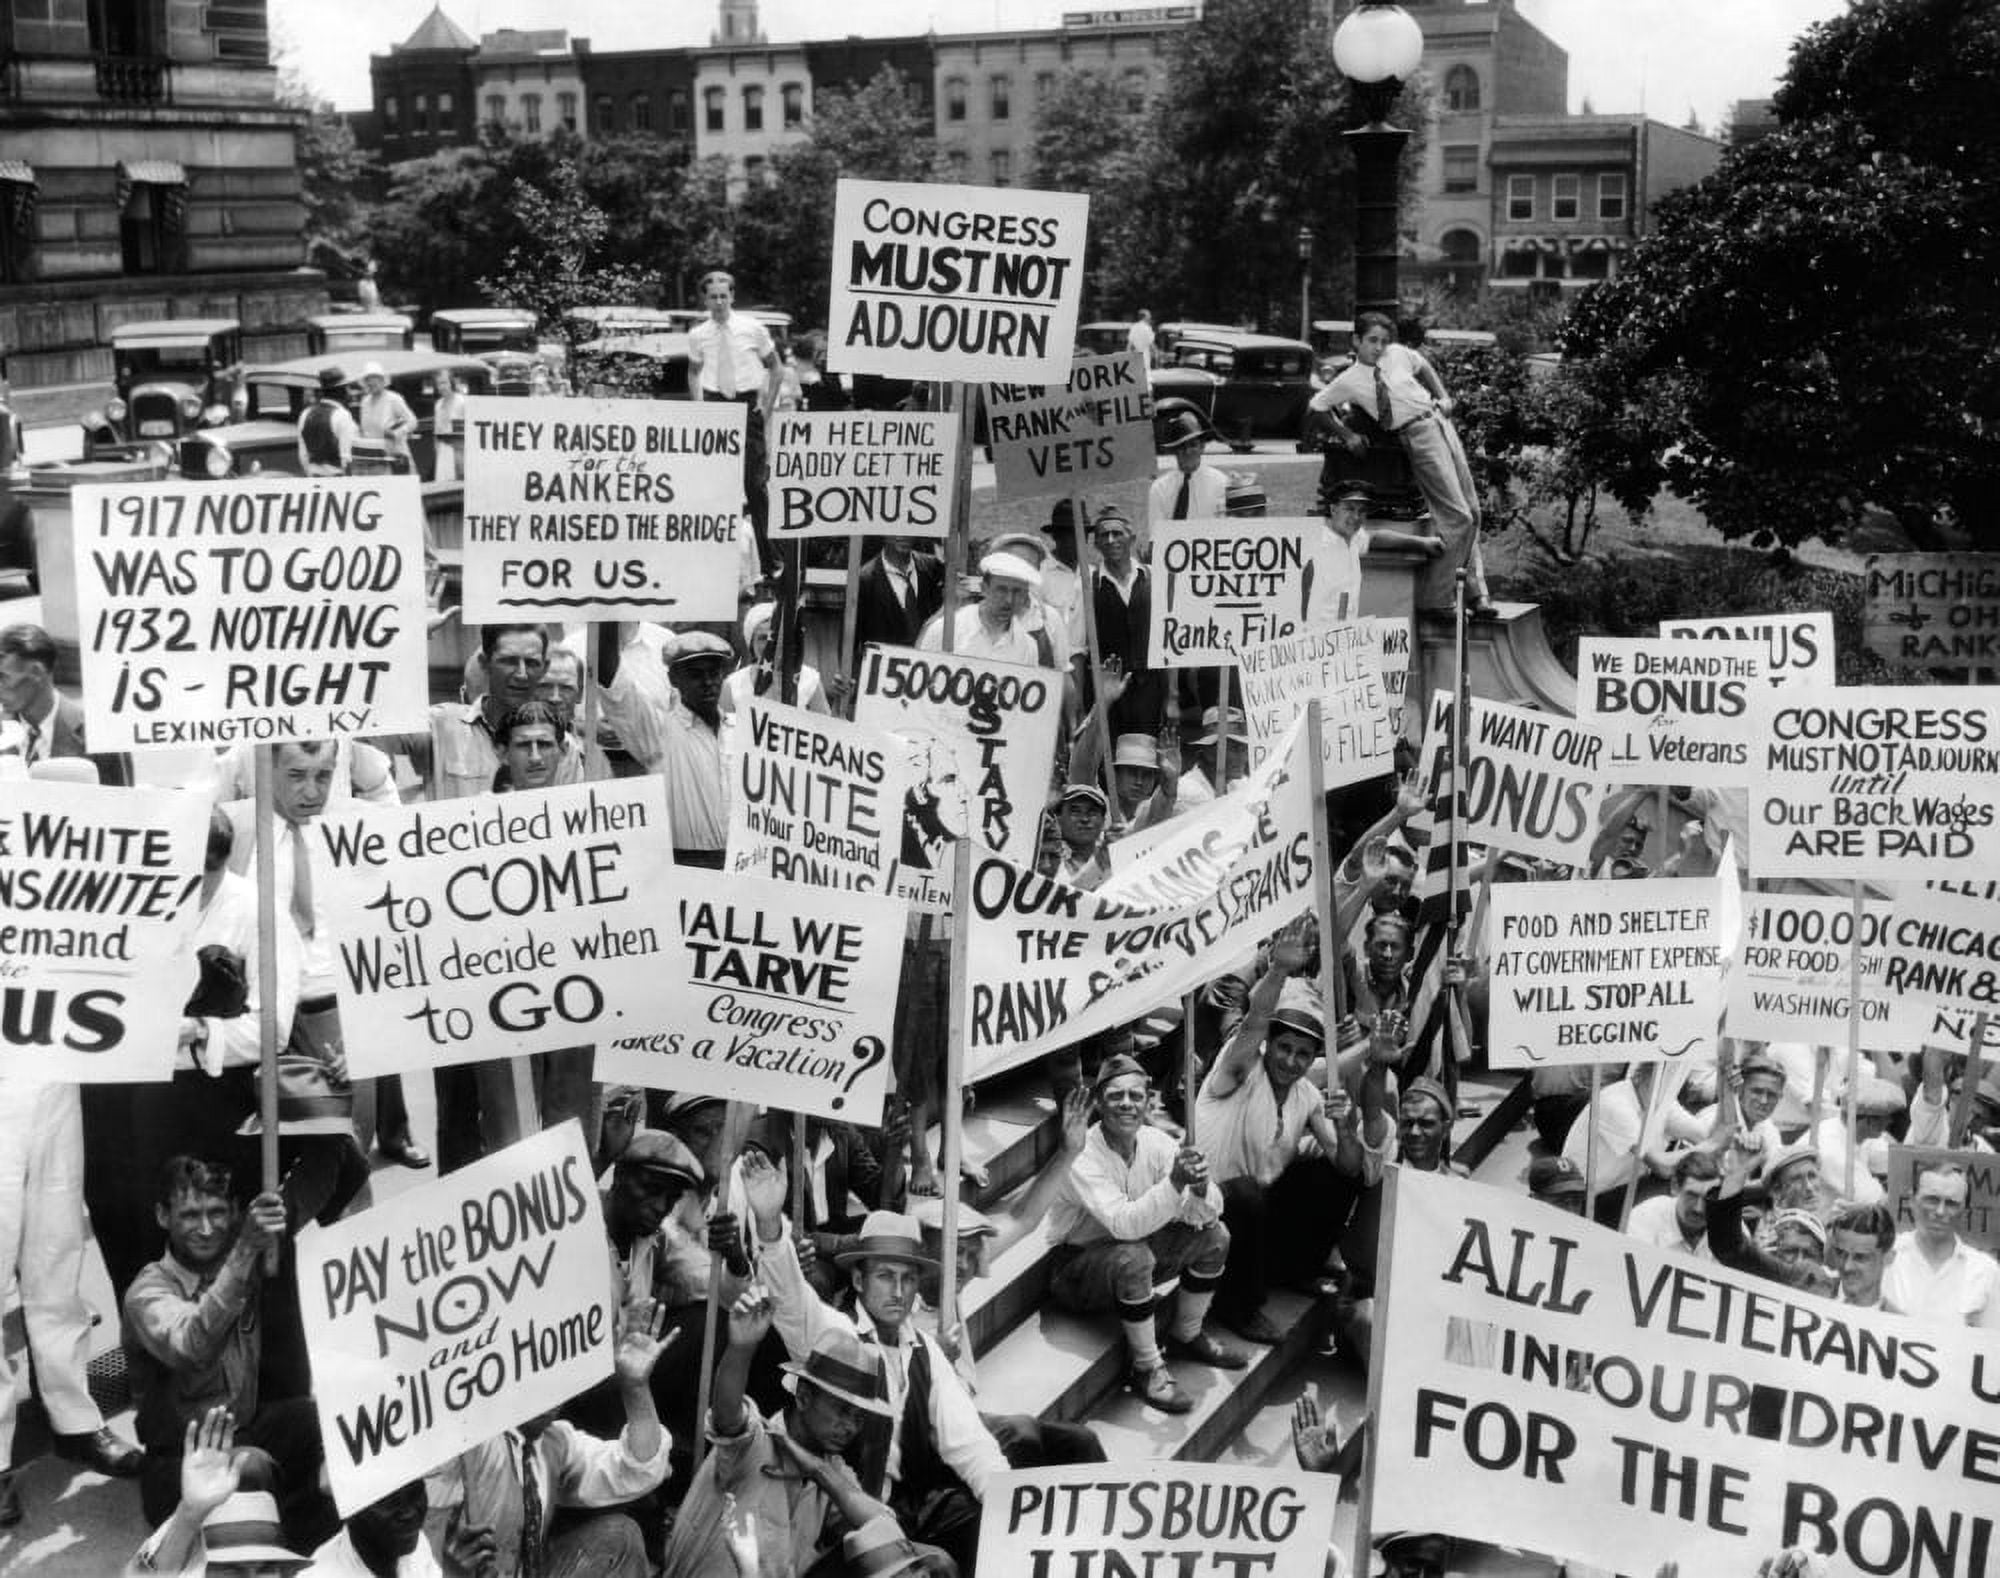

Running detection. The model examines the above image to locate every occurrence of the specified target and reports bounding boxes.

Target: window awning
[0,160,34,184]
[118,159,187,185]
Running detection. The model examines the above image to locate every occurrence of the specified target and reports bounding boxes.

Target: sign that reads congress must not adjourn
[1746,686,2000,880]
[768,410,958,541]
[301,1122,612,1516]
[726,699,913,894]
[1236,619,1393,788]
[462,397,746,622]
[1577,636,1766,787]
[827,179,1089,383]
[1149,518,1315,668]
[72,477,429,751]
[1726,893,1915,1052]
[1416,691,1609,866]
[1660,611,1834,689]
[984,352,1156,500]
[1862,553,2000,670]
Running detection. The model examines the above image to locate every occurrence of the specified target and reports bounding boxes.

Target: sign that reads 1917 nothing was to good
[1148,518,1315,668]
[984,352,1156,500]
[461,397,747,622]
[71,478,430,751]
[767,410,958,541]
[826,179,1089,383]
[1576,636,1766,786]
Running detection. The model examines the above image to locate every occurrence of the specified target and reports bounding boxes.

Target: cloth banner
[1236,618,1394,788]
[984,351,1155,500]
[768,410,957,540]
[1577,635,1766,788]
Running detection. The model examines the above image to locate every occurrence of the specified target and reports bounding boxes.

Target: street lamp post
[1296,224,1312,343]
[1332,1,1423,323]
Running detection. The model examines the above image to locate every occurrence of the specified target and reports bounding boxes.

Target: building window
[557,92,577,132]
[119,177,185,276]
[744,155,767,186]
[1506,174,1535,220]
[413,93,429,131]
[946,147,968,178]
[1443,64,1480,113]
[633,92,652,132]
[594,94,614,133]
[668,90,689,133]
[1598,172,1628,220]
[991,149,1012,186]
[944,77,966,122]
[1035,71,1055,102]
[1570,245,1612,280]
[438,92,453,119]
[384,96,400,129]
[1122,67,1147,113]
[485,94,504,125]
[1552,174,1580,221]
[0,173,39,286]
[782,82,804,128]
[1442,145,1477,194]
[1439,229,1482,266]
[522,94,542,133]
[1499,244,1539,279]
[743,85,763,131]
[990,75,1010,120]
[705,85,725,132]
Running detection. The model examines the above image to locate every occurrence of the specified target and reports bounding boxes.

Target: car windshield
[125,344,213,376]
[244,382,306,419]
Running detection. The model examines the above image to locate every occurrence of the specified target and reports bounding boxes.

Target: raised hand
[613,1297,678,1388]
[726,1285,776,1350]
[1292,1394,1340,1474]
[1268,915,1314,976]
[740,1148,788,1235]
[722,1492,761,1578]
[1059,1085,1093,1154]
[179,1405,240,1519]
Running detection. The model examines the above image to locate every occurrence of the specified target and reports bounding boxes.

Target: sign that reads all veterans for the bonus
[1660,610,1834,689]
[0,781,208,1081]
[1577,635,1765,786]
[826,179,1090,383]
[300,1122,611,1516]
[1235,619,1393,787]
[984,351,1156,500]
[768,410,957,541]
[1149,518,1315,668]
[72,477,430,751]
[461,397,745,622]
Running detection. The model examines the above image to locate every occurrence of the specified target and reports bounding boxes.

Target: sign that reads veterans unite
[1149,518,1315,668]
[300,1122,612,1516]
[72,477,429,751]
[1746,686,2000,879]
[1660,611,1834,689]
[984,351,1156,500]
[1884,1145,2000,1254]
[827,179,1089,383]
[461,397,746,622]
[1373,1168,2000,1578]
[1862,553,2000,670]
[1881,881,2000,1018]
[726,699,913,894]
[978,1464,1333,1578]
[1577,636,1765,786]
[1726,893,1915,1051]
[768,410,957,541]
[0,781,208,1081]
[1235,619,1393,788]
[1486,875,1732,1067]
[1416,691,1609,866]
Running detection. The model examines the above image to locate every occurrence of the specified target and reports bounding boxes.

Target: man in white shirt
[1880,1161,1999,1326]
[1146,407,1229,534]
[1625,1149,1721,1260]
[657,631,733,867]
[917,552,1058,670]
[1828,1201,1899,1313]
[1127,309,1155,362]
[687,268,780,571]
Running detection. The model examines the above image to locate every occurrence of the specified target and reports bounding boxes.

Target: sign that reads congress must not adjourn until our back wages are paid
[1577,636,1766,787]
[1149,517,1315,668]
[726,699,913,894]
[827,179,1089,383]
[768,410,958,541]
[72,477,430,751]
[1236,619,1393,787]
[1862,553,2000,670]
[461,396,746,622]
[984,351,1156,500]
[0,781,208,1082]
[1726,893,1916,1052]
[1660,611,1835,689]
[1746,686,2000,880]
[1416,691,1609,867]
[300,1122,612,1517]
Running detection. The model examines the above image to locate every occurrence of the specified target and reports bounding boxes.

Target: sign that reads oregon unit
[827,179,1089,383]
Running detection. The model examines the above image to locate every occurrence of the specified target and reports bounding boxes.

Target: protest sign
[1373,1166,2000,1578]
[984,351,1155,500]
[726,698,913,894]
[1236,619,1394,788]
[963,717,1316,1080]
[316,779,905,1119]
[1862,553,2000,670]
[1745,686,2000,880]
[854,643,1063,911]
[768,410,957,541]
[1726,893,1915,1051]
[1881,881,2000,1020]
[1660,611,1834,689]
[0,781,207,1081]
[461,397,746,622]
[1884,1145,2000,1254]
[71,477,429,751]
[826,179,1090,383]
[1485,876,1731,1067]
[1366,615,1413,738]
[1149,517,1315,668]
[1577,636,1765,787]
[978,1464,1333,1578]
[1416,691,1608,866]
[300,1122,611,1516]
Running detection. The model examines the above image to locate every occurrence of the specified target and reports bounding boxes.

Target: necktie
[889,567,910,610]
[22,721,39,766]
[290,823,315,940]
[717,328,737,398]
[518,1436,545,1578]
[1173,474,1191,520]
[1373,364,1394,430]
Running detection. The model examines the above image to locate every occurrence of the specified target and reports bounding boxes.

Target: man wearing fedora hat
[1147,403,1229,533]
[297,366,356,476]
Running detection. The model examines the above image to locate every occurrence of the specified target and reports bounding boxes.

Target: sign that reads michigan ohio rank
[1149,518,1315,668]
[827,179,1089,383]
[72,477,429,751]
[1861,553,2000,670]
[984,351,1155,501]
[768,410,957,541]
[461,396,745,622]
[1577,636,1766,787]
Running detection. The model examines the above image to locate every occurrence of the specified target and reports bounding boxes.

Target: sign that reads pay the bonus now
[984,351,1156,500]
[826,179,1089,383]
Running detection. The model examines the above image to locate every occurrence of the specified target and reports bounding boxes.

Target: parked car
[566,305,701,339]
[307,312,417,356]
[85,319,245,457]
[573,330,693,400]
[429,307,541,359]
[1074,321,1131,358]
[1149,331,1318,452]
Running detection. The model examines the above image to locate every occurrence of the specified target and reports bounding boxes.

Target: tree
[275,61,375,257]
[1026,68,1151,314]
[1565,0,2000,548]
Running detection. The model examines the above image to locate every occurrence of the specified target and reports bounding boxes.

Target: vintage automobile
[428,307,541,359]
[1074,321,1132,358]
[566,305,701,339]
[84,318,245,457]
[1148,330,1318,452]
[306,312,417,356]
[572,330,693,400]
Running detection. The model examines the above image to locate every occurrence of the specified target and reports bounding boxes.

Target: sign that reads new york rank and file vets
[461,397,747,622]
[984,351,1156,500]
[71,477,430,751]
[827,179,1089,383]
[314,778,905,1121]
[1577,636,1766,787]
[768,410,958,541]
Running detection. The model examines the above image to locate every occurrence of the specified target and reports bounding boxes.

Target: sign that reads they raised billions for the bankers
[768,410,958,541]
[984,351,1156,500]
[826,179,1089,383]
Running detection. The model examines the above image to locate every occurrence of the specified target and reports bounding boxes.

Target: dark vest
[850,1323,960,1510]
[300,400,343,468]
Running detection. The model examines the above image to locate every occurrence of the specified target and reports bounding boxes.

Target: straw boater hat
[833,1209,939,1274]
[781,1328,897,1419]
[199,1491,308,1571]
[1194,705,1249,745]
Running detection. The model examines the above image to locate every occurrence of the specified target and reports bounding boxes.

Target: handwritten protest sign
[461,397,745,622]
[768,410,957,541]
[984,352,1155,500]
[854,644,1063,911]
[1485,875,1732,1067]
[977,1464,1333,1578]
[1236,619,1393,787]
[1885,1145,2000,1254]
[1366,615,1413,737]
[826,179,1089,383]
[1416,691,1608,865]
[727,699,913,894]
[1577,636,1765,787]
[1745,686,2000,879]
[0,781,207,1081]
[1149,518,1314,668]
[1880,881,2000,1023]
[1373,1166,2000,1578]
[1862,554,2000,670]
[1726,893,1915,1051]
[71,477,429,751]
[963,718,1315,1080]
[1661,611,1834,689]
[300,1122,611,1516]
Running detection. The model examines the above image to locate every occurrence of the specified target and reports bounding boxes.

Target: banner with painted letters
[826,179,1090,383]
[1372,1166,2000,1578]
[1726,893,1917,1051]
[1149,518,1316,669]
[1660,611,1834,689]
[1236,619,1394,788]
[300,1122,611,1516]
[461,397,746,622]
[962,718,1316,1080]
[0,781,207,1082]
[726,699,913,895]
[984,351,1155,500]
[1416,691,1609,865]
[72,477,430,751]
[1881,881,2000,1022]
[768,410,957,540]
[1577,636,1766,787]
